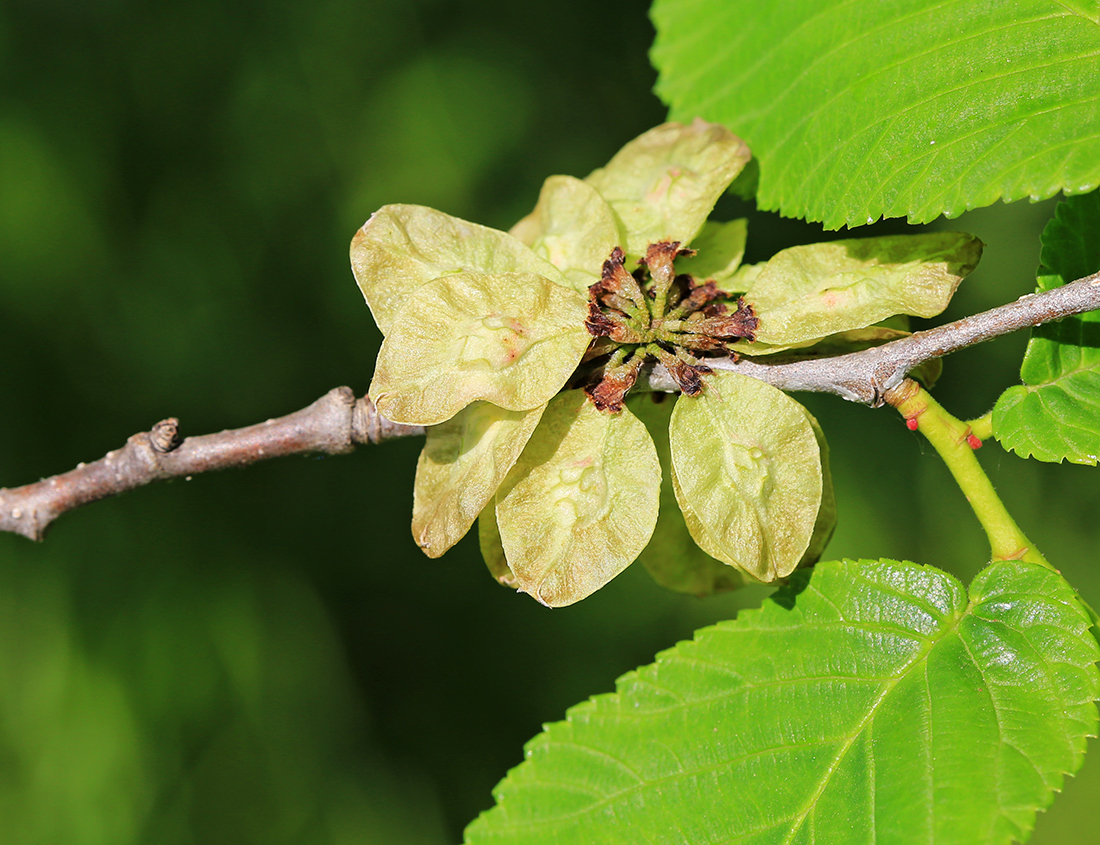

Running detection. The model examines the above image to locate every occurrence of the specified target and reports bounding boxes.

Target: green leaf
[651,0,1100,229]
[629,393,744,597]
[993,191,1100,463]
[369,271,590,425]
[509,175,621,294]
[412,402,547,558]
[676,219,748,287]
[350,204,569,334]
[464,559,1100,844]
[585,120,750,258]
[743,233,982,346]
[494,391,661,607]
[669,372,822,582]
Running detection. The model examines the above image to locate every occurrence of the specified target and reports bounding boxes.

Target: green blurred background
[0,1,1096,842]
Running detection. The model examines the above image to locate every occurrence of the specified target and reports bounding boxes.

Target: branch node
[150,418,181,453]
[7,269,1100,541]
[353,395,425,444]
[329,385,357,408]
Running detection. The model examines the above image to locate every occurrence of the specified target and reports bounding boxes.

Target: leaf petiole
[965,410,994,441]
[889,381,1100,631]
[885,379,1051,570]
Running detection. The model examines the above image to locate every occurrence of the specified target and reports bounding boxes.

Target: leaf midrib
[778,605,963,844]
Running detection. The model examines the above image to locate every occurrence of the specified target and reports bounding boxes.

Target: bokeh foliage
[1,1,1098,842]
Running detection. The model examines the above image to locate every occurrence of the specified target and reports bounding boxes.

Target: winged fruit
[351,120,982,606]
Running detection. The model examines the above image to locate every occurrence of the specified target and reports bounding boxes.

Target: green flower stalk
[350,120,983,607]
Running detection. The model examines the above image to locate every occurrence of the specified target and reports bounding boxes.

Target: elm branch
[650,270,1100,405]
[3,270,1099,541]
[0,388,422,541]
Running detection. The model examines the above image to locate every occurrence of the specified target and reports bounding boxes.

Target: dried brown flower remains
[583,242,759,411]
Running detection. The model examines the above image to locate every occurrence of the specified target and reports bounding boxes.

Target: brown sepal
[670,360,706,396]
[585,358,643,413]
[641,241,681,290]
[587,301,645,342]
[655,348,710,397]
[610,324,646,343]
[676,334,729,353]
[696,298,758,340]
[585,301,615,337]
[677,279,722,316]
[599,246,647,311]
[598,291,637,314]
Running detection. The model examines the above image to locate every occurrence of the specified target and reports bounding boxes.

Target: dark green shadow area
[1,1,1096,842]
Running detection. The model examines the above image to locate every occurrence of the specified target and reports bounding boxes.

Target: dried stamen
[667,279,722,320]
[652,346,709,397]
[585,355,644,413]
[694,298,759,340]
[581,241,756,411]
[596,247,649,313]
